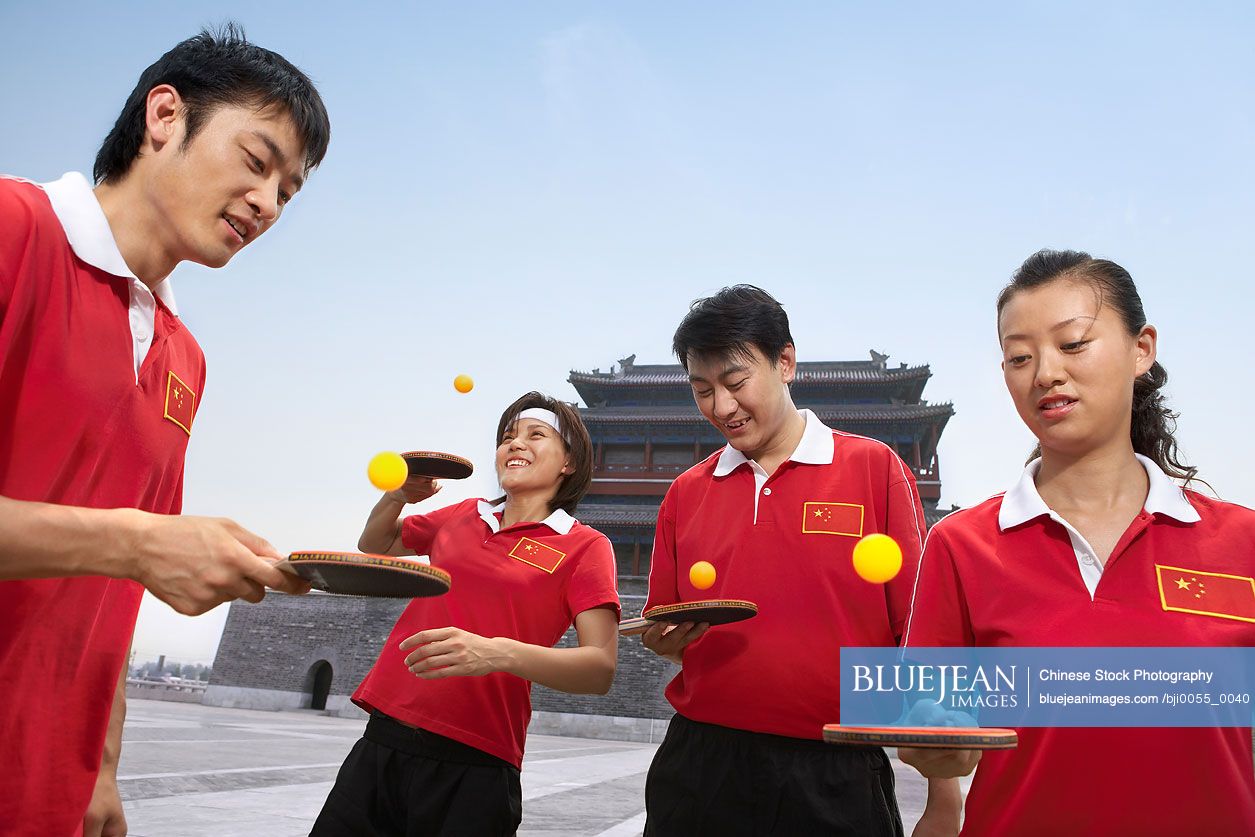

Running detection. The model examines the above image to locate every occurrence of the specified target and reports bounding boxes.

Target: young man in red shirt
[641,285,960,835]
[0,26,329,835]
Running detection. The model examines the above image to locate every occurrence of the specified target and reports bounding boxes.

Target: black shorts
[310,712,522,837]
[644,714,904,837]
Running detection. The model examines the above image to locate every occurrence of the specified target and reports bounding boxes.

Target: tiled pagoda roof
[580,403,954,424]
[569,359,930,387]
[573,504,659,527]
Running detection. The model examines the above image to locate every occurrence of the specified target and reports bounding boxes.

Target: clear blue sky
[4,1,1252,662]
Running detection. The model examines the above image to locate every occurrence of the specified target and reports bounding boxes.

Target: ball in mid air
[689,560,717,590]
[852,533,903,584]
[368,451,409,492]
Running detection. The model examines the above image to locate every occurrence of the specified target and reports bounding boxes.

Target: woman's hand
[399,627,512,679]
[387,476,441,505]
[898,746,982,779]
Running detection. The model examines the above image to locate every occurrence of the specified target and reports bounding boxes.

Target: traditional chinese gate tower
[569,352,954,596]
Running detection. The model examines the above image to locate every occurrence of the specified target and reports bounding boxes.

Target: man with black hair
[0,25,330,834]
[640,286,961,835]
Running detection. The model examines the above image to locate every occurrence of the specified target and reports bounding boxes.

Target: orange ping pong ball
[689,561,716,590]
[368,451,408,492]
[453,374,474,394]
[852,533,903,584]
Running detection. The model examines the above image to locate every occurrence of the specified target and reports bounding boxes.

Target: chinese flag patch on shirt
[802,501,864,537]
[1156,564,1255,623]
[508,537,567,573]
[163,371,196,435]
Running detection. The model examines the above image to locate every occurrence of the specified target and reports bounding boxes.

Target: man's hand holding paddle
[641,621,709,665]
[122,511,310,614]
[0,497,309,616]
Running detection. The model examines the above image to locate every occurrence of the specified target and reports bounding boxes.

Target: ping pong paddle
[401,451,473,480]
[822,724,1018,750]
[279,552,451,598]
[618,599,758,636]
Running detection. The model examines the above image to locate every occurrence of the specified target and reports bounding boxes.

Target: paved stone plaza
[119,700,964,836]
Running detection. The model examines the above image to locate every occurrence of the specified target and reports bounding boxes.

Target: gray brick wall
[210,592,405,697]
[531,594,677,720]
[211,590,677,719]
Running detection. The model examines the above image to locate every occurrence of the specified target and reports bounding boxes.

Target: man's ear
[778,343,797,384]
[143,84,184,154]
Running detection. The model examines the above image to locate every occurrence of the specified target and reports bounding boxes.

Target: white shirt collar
[713,408,834,477]
[40,172,178,314]
[476,499,576,535]
[998,453,1201,531]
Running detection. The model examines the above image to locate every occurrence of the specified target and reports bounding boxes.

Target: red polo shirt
[0,174,206,834]
[645,410,926,739]
[904,457,1255,836]
[353,498,620,768]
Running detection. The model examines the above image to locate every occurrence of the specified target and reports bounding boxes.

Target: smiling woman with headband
[311,392,620,836]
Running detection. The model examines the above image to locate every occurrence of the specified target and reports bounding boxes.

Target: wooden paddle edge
[822,725,1018,750]
[643,599,758,619]
[619,600,759,633]
[285,553,451,598]
[400,450,474,479]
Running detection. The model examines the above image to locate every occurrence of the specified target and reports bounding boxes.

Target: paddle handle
[618,617,652,637]
[273,557,300,577]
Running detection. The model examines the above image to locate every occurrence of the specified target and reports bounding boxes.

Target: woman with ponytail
[901,250,1255,835]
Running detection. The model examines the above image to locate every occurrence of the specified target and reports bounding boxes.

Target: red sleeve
[564,533,620,621]
[399,499,473,556]
[882,449,927,642]
[644,486,680,610]
[0,178,37,318]
[902,523,975,648]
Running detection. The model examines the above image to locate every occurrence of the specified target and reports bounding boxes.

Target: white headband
[511,408,563,436]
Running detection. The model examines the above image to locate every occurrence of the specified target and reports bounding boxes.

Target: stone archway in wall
[307,660,333,711]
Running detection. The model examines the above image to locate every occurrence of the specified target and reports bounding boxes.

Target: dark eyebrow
[250,130,304,191]
[507,420,550,434]
[1001,315,1096,344]
[689,363,750,385]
